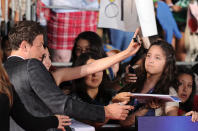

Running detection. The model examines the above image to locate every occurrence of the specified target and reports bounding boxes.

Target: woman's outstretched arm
[53,28,141,85]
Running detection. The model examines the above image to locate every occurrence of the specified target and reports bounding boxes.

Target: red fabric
[187,3,198,33]
[47,11,98,50]
[36,0,51,21]
[193,95,198,111]
[178,109,186,116]
[188,17,198,33]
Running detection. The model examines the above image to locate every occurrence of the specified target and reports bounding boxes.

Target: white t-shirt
[155,87,179,116]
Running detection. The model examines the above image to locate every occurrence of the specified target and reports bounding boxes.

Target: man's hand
[104,101,134,120]
[55,115,71,131]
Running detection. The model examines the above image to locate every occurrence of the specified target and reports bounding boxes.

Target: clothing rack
[0,0,36,36]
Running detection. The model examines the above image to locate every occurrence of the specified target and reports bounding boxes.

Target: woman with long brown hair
[0,57,71,131]
[113,40,179,126]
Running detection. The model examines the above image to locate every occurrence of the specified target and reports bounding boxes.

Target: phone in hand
[129,66,136,74]
[128,65,139,74]
[133,35,141,45]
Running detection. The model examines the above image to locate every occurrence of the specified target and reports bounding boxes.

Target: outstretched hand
[126,27,142,56]
[185,111,198,122]
[55,115,71,131]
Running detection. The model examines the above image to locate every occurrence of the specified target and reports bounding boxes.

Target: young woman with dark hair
[70,31,106,63]
[133,40,176,94]
[113,40,179,126]
[175,66,196,113]
[173,66,198,122]
[71,52,116,106]
[70,52,132,127]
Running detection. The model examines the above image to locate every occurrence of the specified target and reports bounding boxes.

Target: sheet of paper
[70,119,95,131]
[131,93,181,103]
[135,0,158,36]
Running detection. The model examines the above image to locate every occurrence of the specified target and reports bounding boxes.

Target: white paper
[98,0,139,32]
[131,93,181,103]
[70,119,95,131]
[135,0,157,36]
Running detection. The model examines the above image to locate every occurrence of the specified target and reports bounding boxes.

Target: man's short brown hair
[8,21,45,50]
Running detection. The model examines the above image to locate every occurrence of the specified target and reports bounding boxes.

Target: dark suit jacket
[4,56,105,131]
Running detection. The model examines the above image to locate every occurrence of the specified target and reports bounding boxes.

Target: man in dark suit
[4,21,140,131]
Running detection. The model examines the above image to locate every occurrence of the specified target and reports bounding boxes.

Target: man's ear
[20,41,29,52]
